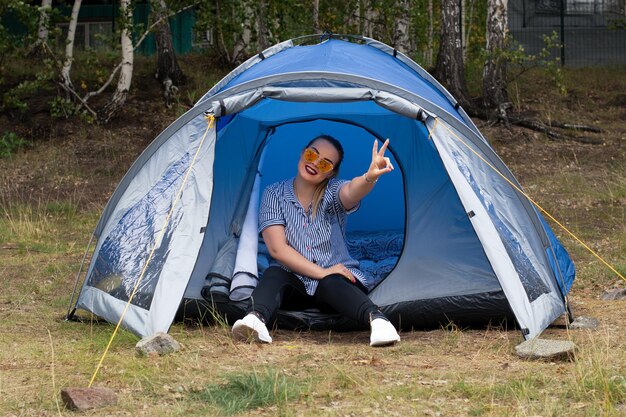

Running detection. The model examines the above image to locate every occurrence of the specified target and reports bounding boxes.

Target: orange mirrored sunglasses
[303,147,334,174]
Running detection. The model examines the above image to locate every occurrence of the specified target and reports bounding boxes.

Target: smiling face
[297,138,341,185]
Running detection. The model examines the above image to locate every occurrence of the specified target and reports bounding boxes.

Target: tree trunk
[460,0,466,60]
[214,0,232,64]
[355,0,363,34]
[99,0,134,123]
[312,0,320,32]
[61,0,82,89]
[363,0,378,38]
[426,0,434,67]
[152,0,185,108]
[463,0,476,61]
[230,0,254,65]
[37,0,52,44]
[256,0,270,50]
[394,0,411,54]
[483,0,508,109]
[434,0,472,108]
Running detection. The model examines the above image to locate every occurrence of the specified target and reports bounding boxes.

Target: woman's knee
[317,274,346,291]
[318,274,367,293]
[316,274,366,299]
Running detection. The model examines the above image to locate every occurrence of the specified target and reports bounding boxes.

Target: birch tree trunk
[434,0,472,108]
[362,0,379,38]
[61,0,82,89]
[230,0,254,65]
[153,0,185,107]
[463,0,476,61]
[483,0,508,109]
[99,0,134,123]
[394,0,411,54]
[37,0,52,44]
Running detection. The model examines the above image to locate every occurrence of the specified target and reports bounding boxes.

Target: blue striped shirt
[258,177,367,295]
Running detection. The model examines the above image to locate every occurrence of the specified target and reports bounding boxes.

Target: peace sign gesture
[365,139,394,183]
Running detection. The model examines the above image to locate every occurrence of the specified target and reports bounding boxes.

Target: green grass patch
[44,200,80,218]
[193,368,303,415]
[0,131,30,159]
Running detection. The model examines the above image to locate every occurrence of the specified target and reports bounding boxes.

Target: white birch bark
[394,0,411,54]
[483,0,508,109]
[99,0,134,123]
[463,0,476,61]
[61,0,82,89]
[37,0,53,44]
[363,0,379,38]
[231,0,253,64]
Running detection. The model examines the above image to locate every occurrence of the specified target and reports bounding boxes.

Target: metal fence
[509,0,626,66]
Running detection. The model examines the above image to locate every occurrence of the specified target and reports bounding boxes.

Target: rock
[600,288,626,301]
[136,332,180,356]
[515,338,577,361]
[61,387,117,411]
[570,316,599,330]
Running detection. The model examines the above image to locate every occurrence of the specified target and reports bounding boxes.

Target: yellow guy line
[430,118,625,283]
[88,114,215,387]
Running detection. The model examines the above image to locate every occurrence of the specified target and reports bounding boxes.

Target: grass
[193,368,303,415]
[0,64,625,416]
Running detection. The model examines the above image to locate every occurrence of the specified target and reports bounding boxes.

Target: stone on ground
[600,288,626,301]
[570,316,599,330]
[61,387,117,411]
[515,338,577,360]
[136,331,181,356]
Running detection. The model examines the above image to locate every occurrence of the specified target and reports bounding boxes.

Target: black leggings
[248,266,381,326]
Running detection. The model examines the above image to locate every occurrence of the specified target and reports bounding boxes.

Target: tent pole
[65,232,96,320]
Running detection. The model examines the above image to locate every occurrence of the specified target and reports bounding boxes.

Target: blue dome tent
[69,35,575,340]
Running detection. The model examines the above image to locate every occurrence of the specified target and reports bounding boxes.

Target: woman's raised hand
[324,264,356,283]
[366,139,394,183]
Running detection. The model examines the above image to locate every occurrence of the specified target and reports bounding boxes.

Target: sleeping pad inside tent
[69,35,575,340]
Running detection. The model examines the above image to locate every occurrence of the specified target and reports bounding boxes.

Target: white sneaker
[232,313,272,343]
[370,318,400,347]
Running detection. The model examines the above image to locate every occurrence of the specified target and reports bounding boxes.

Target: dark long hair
[305,134,344,219]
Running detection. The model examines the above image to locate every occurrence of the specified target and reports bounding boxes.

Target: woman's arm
[340,139,394,210]
[262,225,355,282]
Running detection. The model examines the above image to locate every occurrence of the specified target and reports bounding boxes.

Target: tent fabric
[73,35,574,340]
[430,120,564,337]
[77,116,217,336]
[198,38,469,131]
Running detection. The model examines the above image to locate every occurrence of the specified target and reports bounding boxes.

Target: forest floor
[0,59,625,416]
